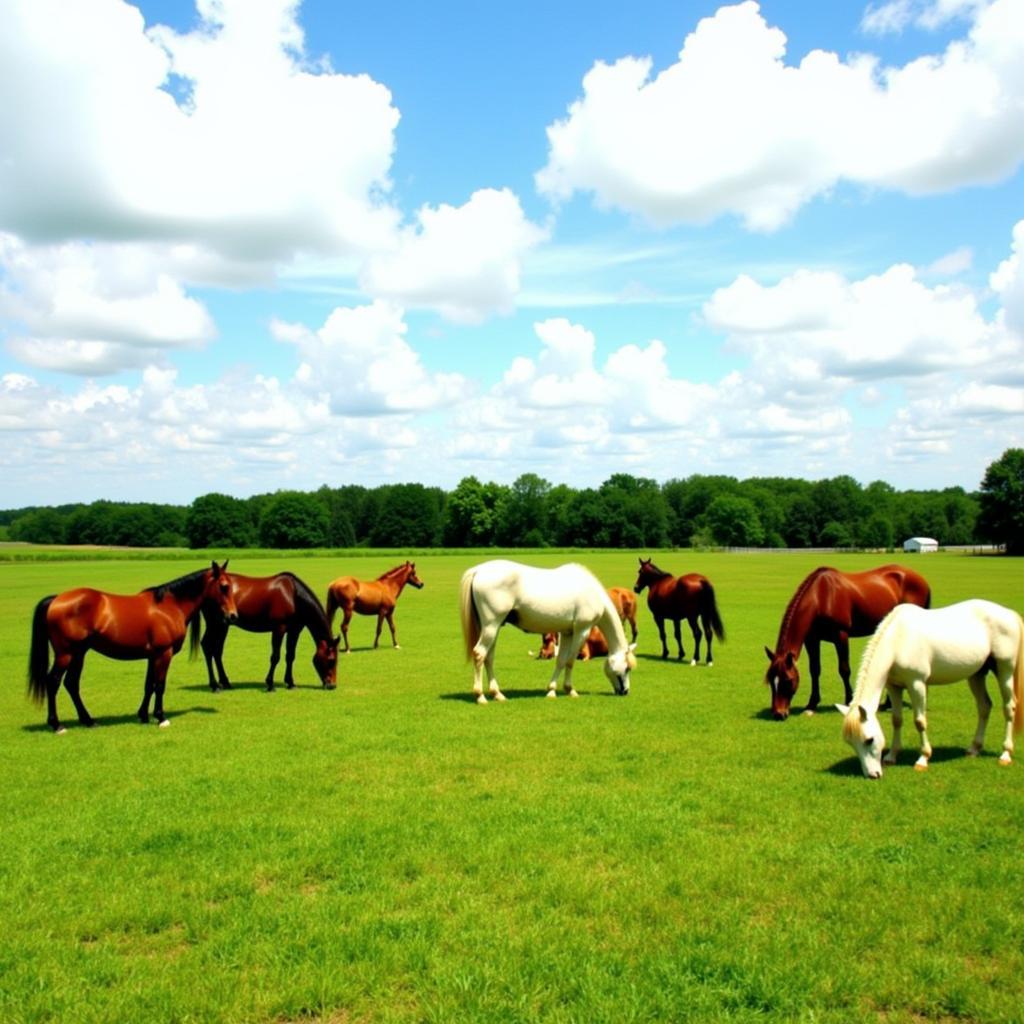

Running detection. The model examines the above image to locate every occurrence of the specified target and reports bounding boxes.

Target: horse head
[633,557,657,594]
[207,560,239,624]
[604,643,637,695]
[314,635,341,689]
[838,702,885,778]
[764,646,799,720]
[405,562,424,589]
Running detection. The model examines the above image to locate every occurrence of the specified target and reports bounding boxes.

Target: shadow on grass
[824,745,972,776]
[750,704,843,722]
[439,688,621,702]
[21,705,218,733]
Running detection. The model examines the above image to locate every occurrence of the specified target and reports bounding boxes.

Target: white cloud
[537,0,1024,230]
[704,263,1008,380]
[0,0,400,263]
[862,0,990,35]
[361,189,547,323]
[273,300,468,416]
[991,219,1024,337]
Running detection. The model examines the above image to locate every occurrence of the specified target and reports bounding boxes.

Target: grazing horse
[839,600,1024,778]
[27,562,237,732]
[764,564,931,720]
[633,558,725,665]
[325,561,424,653]
[537,584,637,660]
[200,571,339,692]
[460,559,636,704]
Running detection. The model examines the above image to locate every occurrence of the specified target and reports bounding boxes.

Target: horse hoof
[159,719,170,729]
[568,690,579,698]
[706,661,713,668]
[475,694,488,705]
[54,726,67,736]
[545,691,557,699]
[394,645,401,650]
[492,692,506,703]
[914,760,928,772]
[966,745,981,758]
[999,752,1012,765]
[802,709,815,717]
[690,659,697,667]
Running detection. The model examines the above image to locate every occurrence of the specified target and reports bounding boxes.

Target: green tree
[495,473,551,546]
[10,507,67,544]
[703,495,766,547]
[444,477,505,546]
[258,492,330,548]
[370,484,443,547]
[978,448,1024,554]
[186,493,257,548]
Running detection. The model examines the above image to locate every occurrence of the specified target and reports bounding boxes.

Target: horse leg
[137,660,155,724]
[883,683,903,766]
[62,652,94,727]
[341,607,353,654]
[201,621,228,691]
[266,629,284,691]
[151,649,173,727]
[629,612,638,644]
[965,671,993,757]
[993,662,1017,765]
[673,618,685,661]
[549,630,586,698]
[283,627,300,689]
[689,616,703,667]
[373,611,385,649]
[386,611,399,649]
[45,652,71,733]
[805,637,822,712]
[907,677,932,770]
[471,622,502,704]
[836,632,853,705]
[655,616,668,659]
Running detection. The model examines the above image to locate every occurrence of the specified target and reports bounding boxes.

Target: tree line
[3,448,1020,551]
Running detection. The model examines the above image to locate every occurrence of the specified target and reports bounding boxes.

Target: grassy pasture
[1,549,1023,1023]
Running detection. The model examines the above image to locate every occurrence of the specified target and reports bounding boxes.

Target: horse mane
[378,563,410,581]
[284,572,331,632]
[849,604,900,706]
[775,566,835,649]
[145,568,209,604]
[643,561,672,581]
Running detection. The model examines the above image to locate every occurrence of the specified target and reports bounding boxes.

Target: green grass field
[2,550,1022,1023]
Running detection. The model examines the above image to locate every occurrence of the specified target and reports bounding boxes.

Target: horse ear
[836,703,850,716]
[857,704,869,723]
[764,646,774,662]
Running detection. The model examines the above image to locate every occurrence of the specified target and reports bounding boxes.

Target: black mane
[144,567,209,604]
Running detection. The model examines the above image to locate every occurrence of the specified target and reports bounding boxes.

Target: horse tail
[460,569,480,661]
[27,595,55,704]
[702,579,725,642]
[1014,613,1024,735]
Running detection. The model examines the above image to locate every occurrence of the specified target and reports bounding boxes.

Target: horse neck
[596,602,629,654]
[381,566,410,596]
[289,575,331,641]
[775,571,827,656]
[849,612,896,712]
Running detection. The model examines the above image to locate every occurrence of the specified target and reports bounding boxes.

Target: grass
[1,550,1023,1023]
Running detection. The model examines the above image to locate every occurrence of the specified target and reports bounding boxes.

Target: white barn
[903,537,938,553]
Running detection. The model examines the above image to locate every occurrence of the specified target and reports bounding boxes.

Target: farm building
[903,536,939,553]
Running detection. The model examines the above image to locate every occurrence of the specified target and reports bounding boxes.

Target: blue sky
[1,0,1022,505]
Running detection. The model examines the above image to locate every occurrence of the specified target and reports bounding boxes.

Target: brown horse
[764,564,932,720]
[608,586,639,643]
[325,561,424,653]
[27,561,237,732]
[633,558,725,664]
[201,571,339,692]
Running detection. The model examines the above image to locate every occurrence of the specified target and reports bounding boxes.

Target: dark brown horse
[201,571,339,692]
[764,564,932,720]
[325,561,424,653]
[634,558,725,664]
[27,561,237,732]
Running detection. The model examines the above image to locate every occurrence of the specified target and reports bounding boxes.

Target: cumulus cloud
[0,0,401,264]
[273,300,468,416]
[703,263,1008,380]
[361,189,547,323]
[990,219,1024,337]
[536,0,1024,230]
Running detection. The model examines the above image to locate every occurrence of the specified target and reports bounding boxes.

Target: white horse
[838,599,1024,778]
[459,559,637,704]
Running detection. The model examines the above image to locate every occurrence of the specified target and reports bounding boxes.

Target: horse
[633,558,725,665]
[537,625,608,661]
[200,571,340,692]
[764,564,931,720]
[325,561,424,653]
[536,584,636,661]
[27,561,237,732]
[838,600,1024,778]
[460,559,636,704]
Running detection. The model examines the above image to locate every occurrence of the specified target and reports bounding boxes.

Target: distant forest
[0,471,993,550]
